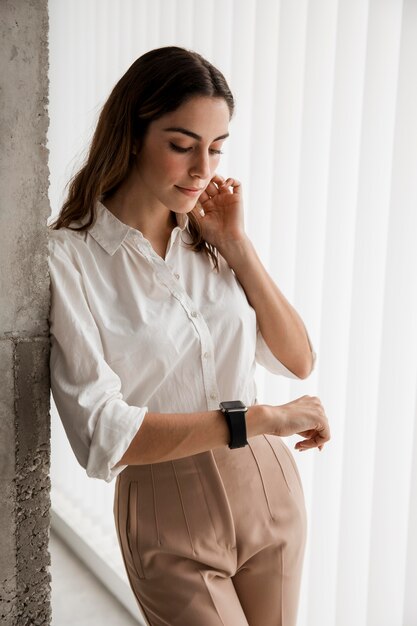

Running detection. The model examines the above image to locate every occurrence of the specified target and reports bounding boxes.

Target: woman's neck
[103,189,177,241]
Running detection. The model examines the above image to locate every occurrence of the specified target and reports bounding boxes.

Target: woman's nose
[189,150,211,180]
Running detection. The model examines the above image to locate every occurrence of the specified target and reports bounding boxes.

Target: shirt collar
[86,200,190,256]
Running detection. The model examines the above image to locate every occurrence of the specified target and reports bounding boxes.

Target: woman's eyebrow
[163,126,229,142]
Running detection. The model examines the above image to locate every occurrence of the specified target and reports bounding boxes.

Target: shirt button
[210,392,217,400]
[191,311,198,318]
[203,352,209,359]
[174,273,180,279]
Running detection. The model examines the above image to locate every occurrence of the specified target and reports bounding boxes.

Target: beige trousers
[113,433,307,626]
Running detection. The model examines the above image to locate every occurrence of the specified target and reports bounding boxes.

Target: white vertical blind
[47,1,417,624]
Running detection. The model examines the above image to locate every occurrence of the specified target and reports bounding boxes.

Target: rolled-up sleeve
[255,321,317,378]
[48,235,148,482]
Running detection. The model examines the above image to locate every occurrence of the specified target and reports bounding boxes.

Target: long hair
[48,46,235,271]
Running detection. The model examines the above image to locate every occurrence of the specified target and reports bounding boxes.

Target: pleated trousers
[113,433,307,626]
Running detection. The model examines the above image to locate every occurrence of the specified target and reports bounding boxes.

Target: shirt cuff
[86,406,149,483]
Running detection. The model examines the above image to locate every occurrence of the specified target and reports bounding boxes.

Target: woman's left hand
[191,174,246,250]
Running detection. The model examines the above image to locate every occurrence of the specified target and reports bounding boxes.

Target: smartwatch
[219,401,249,449]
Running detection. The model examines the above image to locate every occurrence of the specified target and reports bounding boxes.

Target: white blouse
[47,200,317,483]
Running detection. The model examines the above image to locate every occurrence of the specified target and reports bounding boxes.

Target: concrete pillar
[0,1,51,624]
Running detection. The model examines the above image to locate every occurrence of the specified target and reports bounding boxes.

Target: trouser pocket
[126,481,146,579]
[113,474,146,580]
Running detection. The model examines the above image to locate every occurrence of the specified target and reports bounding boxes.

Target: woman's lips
[175,186,202,196]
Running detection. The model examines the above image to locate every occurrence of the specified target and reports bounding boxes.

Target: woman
[48,46,330,626]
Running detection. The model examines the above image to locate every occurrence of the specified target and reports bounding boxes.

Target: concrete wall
[0,1,51,624]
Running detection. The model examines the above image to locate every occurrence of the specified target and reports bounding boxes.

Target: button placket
[133,236,154,264]
[189,313,219,409]
[146,260,220,410]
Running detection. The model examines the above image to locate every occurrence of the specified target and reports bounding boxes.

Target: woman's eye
[169,142,223,155]
[169,143,190,153]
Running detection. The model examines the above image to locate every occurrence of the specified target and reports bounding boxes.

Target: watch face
[220,400,246,411]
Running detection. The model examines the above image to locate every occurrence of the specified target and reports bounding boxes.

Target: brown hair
[48,46,235,271]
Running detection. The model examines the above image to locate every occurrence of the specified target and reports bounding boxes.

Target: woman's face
[133,96,230,214]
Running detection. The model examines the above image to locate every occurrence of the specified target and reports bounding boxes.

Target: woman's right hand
[264,395,331,452]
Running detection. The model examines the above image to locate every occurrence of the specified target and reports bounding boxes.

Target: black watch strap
[219,401,249,449]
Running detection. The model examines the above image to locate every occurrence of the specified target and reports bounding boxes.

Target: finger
[192,201,206,220]
[198,190,212,204]
[211,174,229,193]
[206,179,222,196]
[218,180,232,194]
[220,178,242,195]
[297,432,327,450]
[297,429,317,437]
[297,443,316,451]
